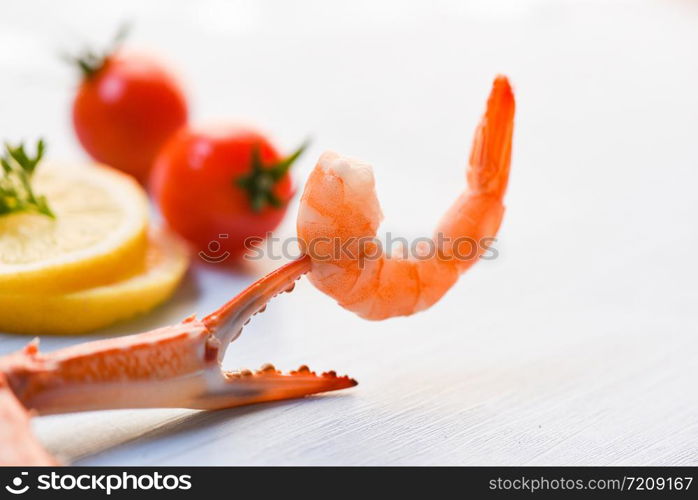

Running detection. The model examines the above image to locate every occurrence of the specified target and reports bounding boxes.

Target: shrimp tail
[467,75,515,198]
[436,76,515,273]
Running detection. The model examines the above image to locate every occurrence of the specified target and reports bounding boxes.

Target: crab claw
[0,256,356,417]
[202,255,314,358]
[192,364,356,410]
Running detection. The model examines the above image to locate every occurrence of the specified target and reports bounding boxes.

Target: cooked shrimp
[297,76,515,320]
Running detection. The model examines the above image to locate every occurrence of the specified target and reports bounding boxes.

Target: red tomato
[72,52,188,183]
[150,125,305,261]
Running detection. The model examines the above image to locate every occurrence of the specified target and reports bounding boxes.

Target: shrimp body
[297,76,515,320]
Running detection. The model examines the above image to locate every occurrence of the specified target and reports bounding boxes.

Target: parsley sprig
[0,139,55,218]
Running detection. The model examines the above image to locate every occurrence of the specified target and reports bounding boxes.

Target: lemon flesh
[0,163,149,293]
[0,230,189,335]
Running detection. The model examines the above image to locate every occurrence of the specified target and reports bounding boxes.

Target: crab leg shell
[0,372,56,465]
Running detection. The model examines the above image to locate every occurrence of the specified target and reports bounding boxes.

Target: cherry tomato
[72,52,188,183]
[150,125,306,261]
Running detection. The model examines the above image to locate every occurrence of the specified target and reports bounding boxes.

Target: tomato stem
[235,141,308,213]
[65,23,131,78]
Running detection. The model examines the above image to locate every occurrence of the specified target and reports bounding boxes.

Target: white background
[0,0,696,465]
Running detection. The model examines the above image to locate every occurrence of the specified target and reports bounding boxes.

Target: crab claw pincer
[0,256,355,464]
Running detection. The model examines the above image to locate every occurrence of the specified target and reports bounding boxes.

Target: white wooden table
[1,0,696,465]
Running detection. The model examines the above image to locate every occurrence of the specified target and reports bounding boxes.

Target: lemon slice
[0,162,149,293]
[0,230,189,335]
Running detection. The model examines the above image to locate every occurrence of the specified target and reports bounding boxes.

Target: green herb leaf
[0,139,55,218]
